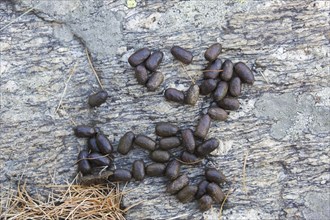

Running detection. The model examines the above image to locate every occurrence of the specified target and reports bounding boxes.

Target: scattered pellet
[185,84,200,105]
[117,131,135,155]
[220,59,234,81]
[134,135,156,151]
[207,107,228,121]
[164,88,185,103]
[150,150,171,163]
[88,152,111,166]
[177,185,198,203]
[146,163,166,177]
[146,72,164,91]
[199,195,213,211]
[194,114,211,139]
[87,137,100,153]
[159,137,181,150]
[145,51,164,71]
[74,125,96,138]
[195,180,209,199]
[78,150,92,175]
[128,48,151,67]
[88,90,108,107]
[217,97,240,110]
[234,62,255,84]
[195,138,219,157]
[155,122,179,137]
[200,79,218,95]
[205,168,227,184]
[166,174,189,195]
[132,159,145,181]
[165,160,181,180]
[206,183,225,203]
[135,64,148,85]
[109,169,132,182]
[181,151,199,163]
[213,81,228,101]
[170,46,193,64]
[96,133,113,155]
[229,77,241,97]
[181,129,195,153]
[204,43,222,62]
[204,59,222,79]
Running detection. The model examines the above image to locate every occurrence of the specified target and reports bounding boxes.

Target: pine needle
[85,48,104,89]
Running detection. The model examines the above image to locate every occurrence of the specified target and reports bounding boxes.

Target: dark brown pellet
[145,51,163,71]
[220,59,234,81]
[146,163,166,177]
[207,107,228,121]
[213,81,228,101]
[181,129,195,153]
[88,152,111,166]
[185,84,199,105]
[205,168,227,184]
[194,114,211,139]
[150,150,171,163]
[234,62,255,84]
[96,133,113,155]
[134,135,156,151]
[206,183,225,203]
[128,48,151,67]
[229,77,241,97]
[200,79,218,95]
[146,72,164,91]
[165,160,181,180]
[132,159,145,181]
[87,137,100,153]
[204,43,222,62]
[171,46,193,64]
[109,169,132,182]
[199,195,213,211]
[166,174,189,195]
[195,180,209,199]
[117,131,135,155]
[135,64,148,85]
[181,151,199,163]
[78,150,92,175]
[159,137,181,150]
[74,125,96,138]
[177,185,198,203]
[164,88,185,103]
[204,59,222,79]
[88,90,108,107]
[195,138,219,157]
[155,122,179,137]
[217,97,240,110]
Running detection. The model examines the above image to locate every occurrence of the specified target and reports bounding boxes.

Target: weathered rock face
[1,1,329,220]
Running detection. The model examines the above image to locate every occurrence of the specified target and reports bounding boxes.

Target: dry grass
[0,181,135,220]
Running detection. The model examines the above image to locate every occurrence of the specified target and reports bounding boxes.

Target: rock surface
[0,0,329,220]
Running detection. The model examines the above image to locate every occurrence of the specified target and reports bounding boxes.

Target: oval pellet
[135,64,148,85]
[204,43,222,62]
[145,51,163,71]
[220,59,234,81]
[229,77,241,97]
[199,195,213,211]
[217,97,240,110]
[132,159,145,181]
[205,168,227,184]
[185,84,199,105]
[155,122,179,137]
[166,174,189,195]
[88,90,108,107]
[96,133,113,155]
[128,48,151,67]
[165,160,181,180]
[87,137,100,153]
[78,150,92,175]
[177,185,198,203]
[204,59,222,79]
[195,138,219,157]
[170,46,193,64]
[194,114,211,139]
[164,88,185,103]
[74,125,96,138]
[150,150,170,163]
[146,72,164,91]
[181,151,199,163]
[88,152,111,166]
[234,62,255,84]
[146,163,166,177]
[134,135,156,151]
[117,131,135,155]
[206,183,225,203]
[159,137,181,150]
[109,169,132,182]
[195,180,209,199]
[207,107,228,121]
[213,81,228,102]
[200,79,218,95]
[181,129,195,153]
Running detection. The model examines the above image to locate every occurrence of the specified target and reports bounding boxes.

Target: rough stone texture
[1,0,329,220]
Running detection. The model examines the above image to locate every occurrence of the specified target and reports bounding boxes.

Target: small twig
[180,63,195,84]
[242,151,249,194]
[175,157,203,165]
[85,48,104,89]
[55,62,78,113]
[218,188,233,220]
[259,70,270,84]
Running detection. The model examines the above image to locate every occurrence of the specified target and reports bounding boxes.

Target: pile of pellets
[74,43,255,211]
